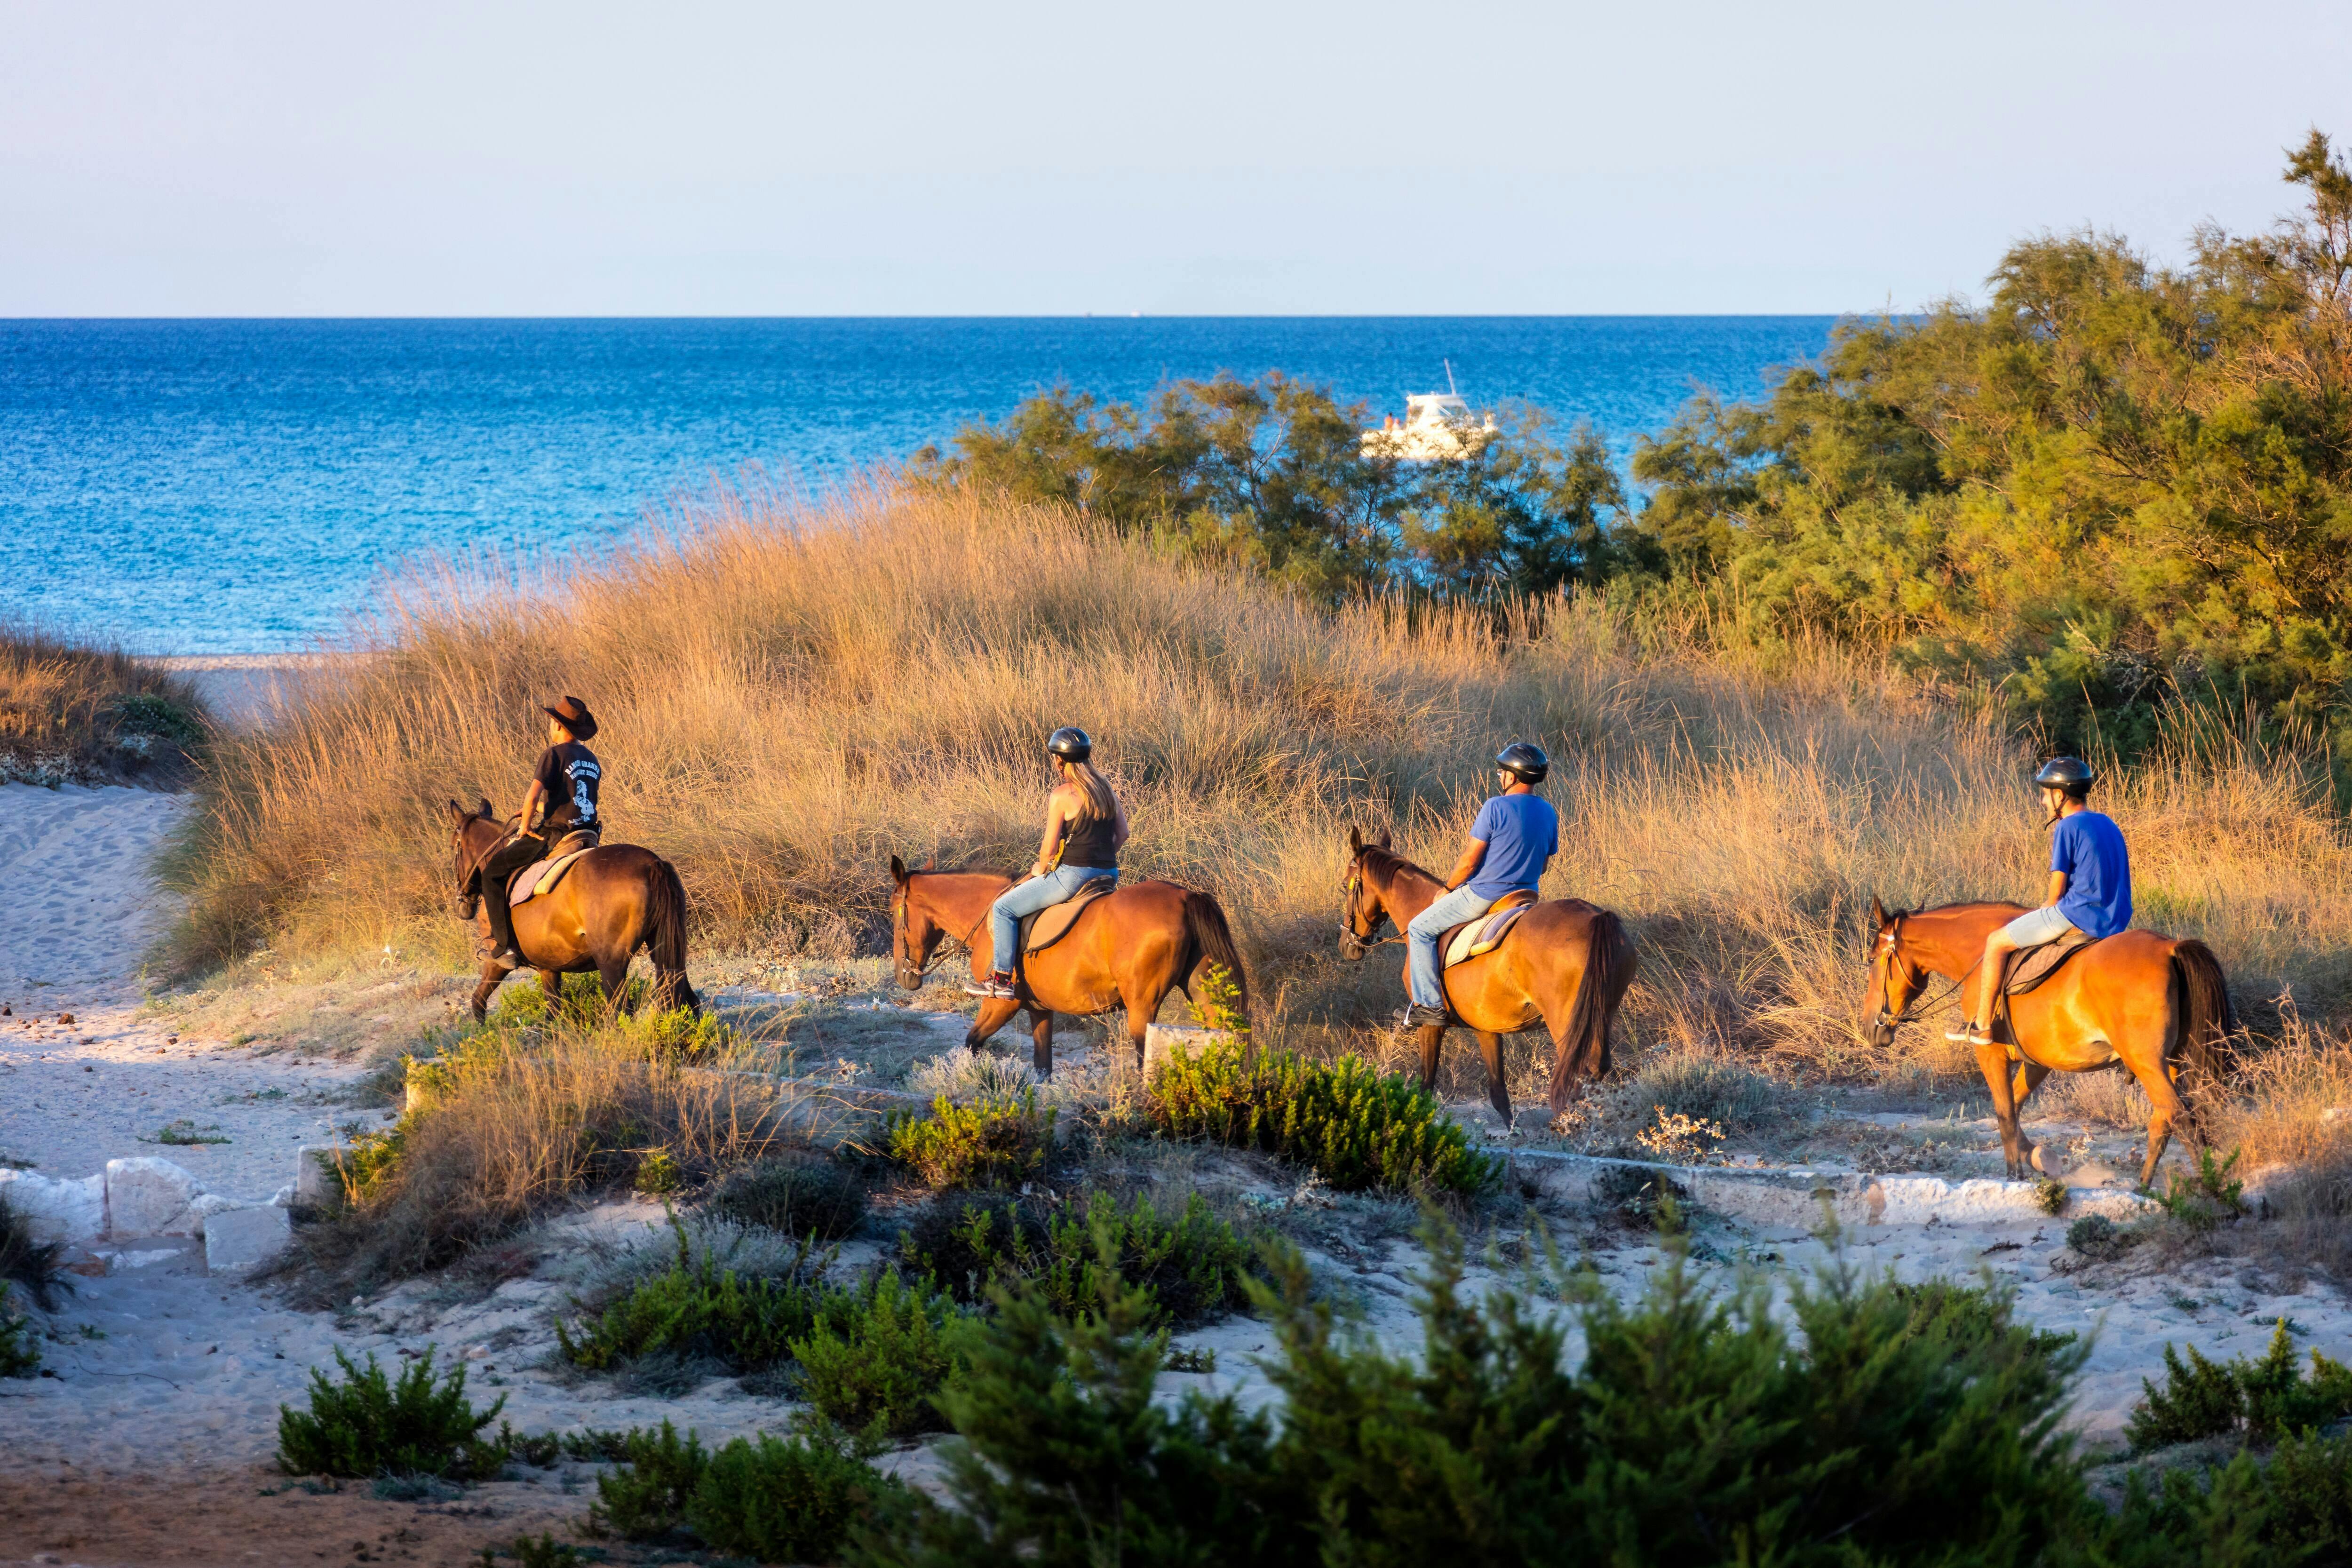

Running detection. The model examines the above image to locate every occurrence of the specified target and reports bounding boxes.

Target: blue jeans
[1406,884,1502,1008]
[989,866,1117,972]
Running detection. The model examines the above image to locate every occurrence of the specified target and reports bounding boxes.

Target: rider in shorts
[1949,756,2132,1048]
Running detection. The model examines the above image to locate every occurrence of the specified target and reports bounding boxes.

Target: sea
[0,318,1834,654]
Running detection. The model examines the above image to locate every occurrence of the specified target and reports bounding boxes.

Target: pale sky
[3,0,2346,316]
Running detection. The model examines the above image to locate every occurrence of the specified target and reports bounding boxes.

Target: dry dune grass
[173,486,2352,1106]
[0,625,207,783]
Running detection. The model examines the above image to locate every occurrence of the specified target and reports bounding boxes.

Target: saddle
[506,829,601,907]
[1017,877,1115,955]
[1993,929,2106,1058]
[1442,889,1537,968]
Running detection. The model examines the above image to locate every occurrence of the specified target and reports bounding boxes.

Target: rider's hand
[1030,862,1050,879]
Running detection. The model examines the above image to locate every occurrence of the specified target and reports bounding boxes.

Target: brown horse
[888,857,1247,1075]
[1339,826,1635,1125]
[447,800,697,1022]
[1863,897,2234,1186]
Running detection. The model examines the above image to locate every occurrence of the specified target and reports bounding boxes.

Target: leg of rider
[479,830,547,959]
[985,866,1096,982]
[1405,884,1500,1011]
[1971,930,2018,1035]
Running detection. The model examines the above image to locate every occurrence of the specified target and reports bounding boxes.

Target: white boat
[1360,362,1498,462]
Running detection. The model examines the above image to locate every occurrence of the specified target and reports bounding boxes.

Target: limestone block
[294,1146,346,1209]
[0,1170,108,1243]
[105,1156,206,1237]
[204,1204,291,1275]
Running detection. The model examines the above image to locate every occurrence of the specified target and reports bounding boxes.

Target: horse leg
[1027,1007,1054,1079]
[597,955,632,1018]
[964,998,1018,1052]
[469,961,509,1023]
[1418,1023,1446,1093]
[2125,1054,2190,1190]
[1473,1030,1512,1130]
[1975,1038,2033,1180]
[2011,1062,2055,1173]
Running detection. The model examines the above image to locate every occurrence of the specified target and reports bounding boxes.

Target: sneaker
[487,945,522,971]
[1395,1004,1450,1029]
[965,971,1017,1000]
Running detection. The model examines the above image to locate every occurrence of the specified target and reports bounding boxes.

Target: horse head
[888,855,946,990]
[1338,824,1394,961]
[1863,894,1925,1050]
[447,797,499,920]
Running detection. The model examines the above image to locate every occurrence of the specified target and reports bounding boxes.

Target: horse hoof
[2028,1147,2051,1176]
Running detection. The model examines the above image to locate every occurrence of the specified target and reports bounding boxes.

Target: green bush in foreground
[0,1295,38,1379]
[1151,1040,1499,1197]
[276,1346,507,1479]
[590,1418,707,1540]
[790,1269,970,1441]
[2127,1322,2352,1451]
[703,1151,870,1241]
[688,1428,909,1563]
[888,1090,1055,1190]
[902,1190,1254,1329]
[1,1192,67,1311]
[556,1216,826,1374]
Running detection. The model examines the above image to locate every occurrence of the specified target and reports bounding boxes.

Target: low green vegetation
[702,1151,870,1241]
[1150,1038,1498,1197]
[589,1418,905,1561]
[901,1190,1255,1329]
[2128,1322,2352,1451]
[887,1090,1055,1190]
[0,1296,38,1378]
[276,1347,508,1480]
[556,1218,827,1376]
[791,1269,969,1440]
[2157,1146,2251,1234]
[0,1191,65,1312]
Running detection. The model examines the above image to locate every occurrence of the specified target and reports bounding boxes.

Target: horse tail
[1550,907,1636,1114]
[2169,938,2235,1106]
[646,857,698,1013]
[1180,890,1248,1021]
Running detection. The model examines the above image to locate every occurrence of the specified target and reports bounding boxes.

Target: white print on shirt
[568,757,600,823]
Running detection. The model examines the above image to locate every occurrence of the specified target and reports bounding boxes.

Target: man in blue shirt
[1401,742,1559,1027]
[1950,756,2133,1047]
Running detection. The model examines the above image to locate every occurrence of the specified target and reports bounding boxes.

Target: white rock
[105,1156,206,1237]
[191,1192,251,1221]
[204,1204,290,1276]
[270,1185,295,1207]
[0,1170,107,1243]
[294,1146,346,1209]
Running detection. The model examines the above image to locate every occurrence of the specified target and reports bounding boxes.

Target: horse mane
[1359,844,1446,892]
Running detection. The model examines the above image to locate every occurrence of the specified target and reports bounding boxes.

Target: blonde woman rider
[968,727,1128,999]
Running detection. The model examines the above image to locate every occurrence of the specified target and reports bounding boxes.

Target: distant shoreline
[151,653,342,730]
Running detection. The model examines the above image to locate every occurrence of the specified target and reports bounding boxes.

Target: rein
[1340,863,1409,950]
[897,887,992,983]
[1872,914,1984,1027]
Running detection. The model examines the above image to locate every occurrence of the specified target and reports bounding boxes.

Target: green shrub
[557,1216,825,1375]
[857,1253,1306,1568]
[480,1533,581,1568]
[0,1190,66,1309]
[589,1419,707,1541]
[0,1295,38,1378]
[1150,1039,1498,1197]
[276,1346,508,1479]
[634,1146,683,1197]
[790,1269,969,1441]
[902,1190,1254,1329]
[703,1152,870,1241]
[889,1090,1055,1190]
[2067,1213,2141,1261]
[2105,1427,2352,1565]
[687,1428,906,1563]
[2127,1323,2352,1450]
[2158,1146,2250,1234]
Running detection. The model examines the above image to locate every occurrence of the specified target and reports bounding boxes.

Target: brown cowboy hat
[541,695,598,740]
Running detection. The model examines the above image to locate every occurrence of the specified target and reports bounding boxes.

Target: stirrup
[1945,1024,1991,1045]
[489,947,522,971]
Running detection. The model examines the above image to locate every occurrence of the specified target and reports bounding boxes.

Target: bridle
[1338,858,1406,957]
[452,813,519,916]
[1867,912,1979,1031]
[894,882,991,986]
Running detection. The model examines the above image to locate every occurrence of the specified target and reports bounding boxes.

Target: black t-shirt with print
[532,741,601,832]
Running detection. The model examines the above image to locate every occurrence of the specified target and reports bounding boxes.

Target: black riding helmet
[1496,741,1549,784]
[1047,727,1093,763]
[2033,756,2096,796]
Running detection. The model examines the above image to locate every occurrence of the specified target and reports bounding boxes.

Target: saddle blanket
[1443,891,1537,968]
[1017,878,1115,955]
[2005,929,2101,995]
[507,846,595,907]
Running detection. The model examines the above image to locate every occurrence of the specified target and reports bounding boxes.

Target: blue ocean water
[0,318,1833,654]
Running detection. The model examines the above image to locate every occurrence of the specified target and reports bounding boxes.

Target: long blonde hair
[1064,758,1118,825]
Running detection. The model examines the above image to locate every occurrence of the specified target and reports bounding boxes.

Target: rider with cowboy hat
[1949,756,2132,1048]
[1400,742,1556,1027]
[480,696,604,969]
[968,726,1128,1000]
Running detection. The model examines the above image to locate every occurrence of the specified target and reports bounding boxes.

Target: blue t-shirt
[2052,810,2131,938]
[1467,793,1558,899]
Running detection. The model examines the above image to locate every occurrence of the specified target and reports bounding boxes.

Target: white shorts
[1998,905,2078,947]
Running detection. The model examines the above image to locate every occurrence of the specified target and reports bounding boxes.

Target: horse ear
[1371,825,1392,849]
[478,796,495,820]
[890,855,908,886]
[445,798,468,826]
[1868,895,1888,929]
[920,857,936,872]
[1348,826,1363,855]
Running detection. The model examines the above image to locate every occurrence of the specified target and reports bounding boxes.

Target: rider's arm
[2045,869,2069,908]
[517,779,546,832]
[1111,794,1130,852]
[1032,790,1070,878]
[1445,837,1487,891]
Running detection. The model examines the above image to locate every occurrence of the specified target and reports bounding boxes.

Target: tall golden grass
[0,625,206,783]
[173,485,2352,1087]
